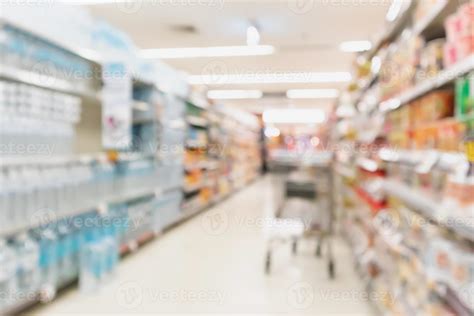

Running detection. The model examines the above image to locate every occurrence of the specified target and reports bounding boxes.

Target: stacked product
[0,7,188,313]
[181,101,262,215]
[335,1,474,315]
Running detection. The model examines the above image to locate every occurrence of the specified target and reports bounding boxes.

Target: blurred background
[0,0,473,315]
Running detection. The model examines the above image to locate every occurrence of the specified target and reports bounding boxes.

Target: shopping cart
[265,156,335,278]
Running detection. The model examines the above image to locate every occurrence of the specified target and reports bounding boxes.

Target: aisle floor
[29,176,373,315]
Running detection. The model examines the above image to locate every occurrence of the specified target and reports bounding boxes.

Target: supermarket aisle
[30,176,372,315]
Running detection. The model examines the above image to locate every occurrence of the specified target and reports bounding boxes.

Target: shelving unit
[380,56,474,111]
[182,100,262,215]
[335,1,474,314]
[0,11,263,315]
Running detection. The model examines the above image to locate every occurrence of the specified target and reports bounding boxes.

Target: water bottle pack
[0,210,124,310]
[0,80,82,156]
[0,162,94,233]
[153,191,183,231]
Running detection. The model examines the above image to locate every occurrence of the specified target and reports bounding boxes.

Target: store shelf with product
[335,2,474,315]
[181,99,262,214]
[0,6,265,315]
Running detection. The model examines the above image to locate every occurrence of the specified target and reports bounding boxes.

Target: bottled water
[0,171,8,233]
[56,222,75,285]
[32,228,58,290]
[0,239,17,309]
[79,216,103,293]
[12,233,40,297]
[102,216,119,280]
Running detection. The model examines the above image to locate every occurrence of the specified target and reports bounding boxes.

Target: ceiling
[84,0,391,114]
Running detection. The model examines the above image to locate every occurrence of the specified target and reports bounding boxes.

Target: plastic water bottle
[102,217,119,280]
[0,239,17,309]
[32,228,58,290]
[12,233,40,296]
[0,171,8,233]
[56,223,75,285]
[79,217,103,293]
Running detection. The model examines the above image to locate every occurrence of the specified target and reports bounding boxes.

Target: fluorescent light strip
[207,90,263,100]
[140,45,275,59]
[286,89,339,99]
[339,41,372,52]
[263,109,326,124]
[189,72,351,85]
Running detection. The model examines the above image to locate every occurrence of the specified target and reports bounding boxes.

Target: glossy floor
[29,176,372,315]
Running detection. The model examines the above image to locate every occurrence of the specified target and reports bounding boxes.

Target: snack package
[456,75,471,118]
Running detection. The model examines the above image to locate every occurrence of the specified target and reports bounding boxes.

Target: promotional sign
[101,62,132,149]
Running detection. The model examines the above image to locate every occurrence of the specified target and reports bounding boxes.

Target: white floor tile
[28,176,372,315]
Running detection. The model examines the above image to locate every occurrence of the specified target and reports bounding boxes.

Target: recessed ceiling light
[189,72,352,85]
[263,109,326,124]
[264,126,281,138]
[286,89,339,99]
[207,90,263,100]
[246,25,260,46]
[339,41,372,52]
[140,45,275,59]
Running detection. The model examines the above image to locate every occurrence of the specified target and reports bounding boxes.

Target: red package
[456,35,474,61]
[445,14,462,42]
[443,42,457,68]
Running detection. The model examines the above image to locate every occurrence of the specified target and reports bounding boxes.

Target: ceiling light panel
[286,89,339,99]
[339,41,372,52]
[263,109,326,124]
[207,90,263,100]
[140,45,275,59]
[189,72,352,85]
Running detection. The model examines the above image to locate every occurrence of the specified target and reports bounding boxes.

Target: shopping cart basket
[264,159,335,278]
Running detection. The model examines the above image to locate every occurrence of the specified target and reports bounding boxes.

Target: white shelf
[382,180,474,242]
[0,17,102,65]
[366,0,414,59]
[380,56,474,111]
[0,64,101,100]
[412,0,448,37]
[0,187,157,238]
